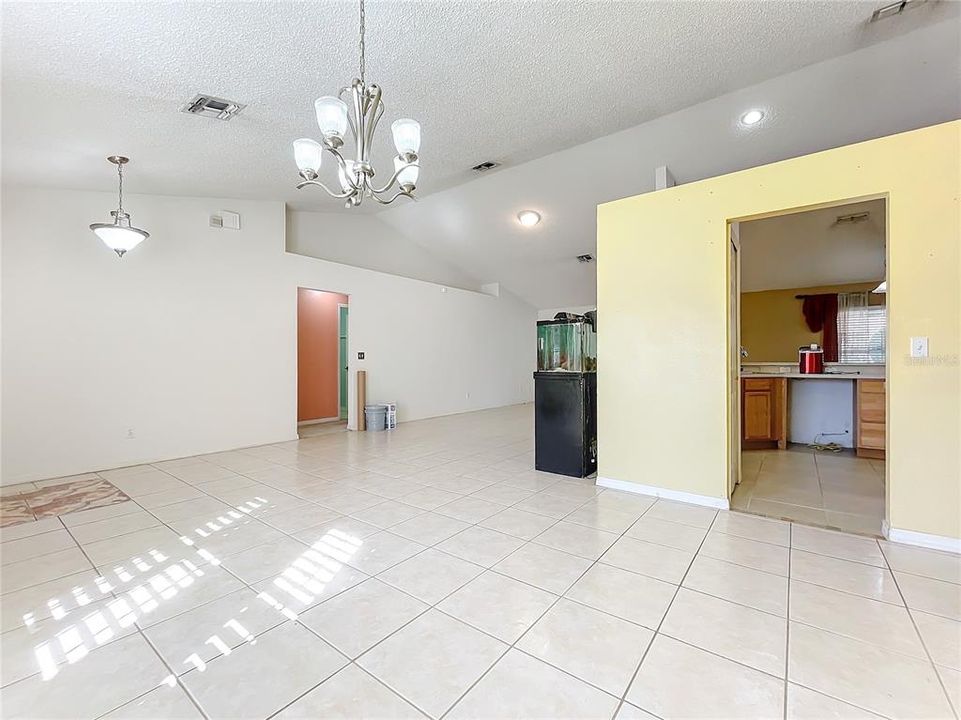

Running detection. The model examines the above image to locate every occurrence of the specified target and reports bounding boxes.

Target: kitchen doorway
[297,288,349,438]
[728,197,887,536]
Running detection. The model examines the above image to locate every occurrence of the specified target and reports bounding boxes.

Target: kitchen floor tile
[479,507,558,540]
[625,516,708,552]
[600,536,693,584]
[786,683,884,719]
[683,555,788,616]
[275,664,424,719]
[438,571,557,643]
[518,598,653,695]
[791,549,903,604]
[788,621,953,718]
[565,562,676,629]
[493,542,592,594]
[644,499,718,529]
[713,510,790,546]
[912,610,961,669]
[0,633,171,720]
[0,528,77,566]
[790,579,926,658]
[357,609,507,719]
[143,587,287,673]
[627,634,783,719]
[181,621,347,720]
[435,526,524,567]
[389,511,470,546]
[377,548,483,604]
[219,536,310,584]
[791,524,885,567]
[660,587,786,676]
[101,683,204,719]
[532,521,618,560]
[880,540,961,584]
[700,531,790,576]
[1,546,92,593]
[447,648,620,720]
[895,571,961,620]
[340,531,426,575]
[298,578,428,658]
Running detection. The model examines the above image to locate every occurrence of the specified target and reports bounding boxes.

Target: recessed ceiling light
[517,210,541,227]
[740,109,764,126]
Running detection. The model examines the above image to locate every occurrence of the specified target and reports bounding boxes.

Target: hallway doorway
[297,288,349,435]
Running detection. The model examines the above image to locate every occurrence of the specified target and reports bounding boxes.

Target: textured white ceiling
[379,17,960,308]
[739,199,885,293]
[2,1,958,309]
[1,0,955,207]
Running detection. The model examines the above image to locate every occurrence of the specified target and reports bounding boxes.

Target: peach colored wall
[297,288,348,422]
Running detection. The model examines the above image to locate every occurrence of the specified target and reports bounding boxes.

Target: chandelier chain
[359,0,366,86]
[117,162,124,214]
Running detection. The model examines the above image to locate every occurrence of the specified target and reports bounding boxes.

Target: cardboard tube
[357,370,367,431]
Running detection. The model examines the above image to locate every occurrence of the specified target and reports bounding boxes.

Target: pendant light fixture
[89,156,150,258]
[291,0,421,207]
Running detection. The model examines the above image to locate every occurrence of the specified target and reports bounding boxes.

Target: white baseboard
[596,476,730,510]
[887,526,961,555]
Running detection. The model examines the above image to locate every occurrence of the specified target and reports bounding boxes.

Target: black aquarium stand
[533,371,597,478]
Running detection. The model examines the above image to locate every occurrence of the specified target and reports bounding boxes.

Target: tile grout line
[782,521,793,720]
[609,507,722,720]
[434,495,663,720]
[879,540,961,719]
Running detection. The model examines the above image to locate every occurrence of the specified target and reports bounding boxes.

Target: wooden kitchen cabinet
[741,377,787,449]
[857,379,886,459]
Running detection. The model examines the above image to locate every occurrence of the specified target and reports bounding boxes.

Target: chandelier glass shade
[89,156,149,258]
[292,0,420,207]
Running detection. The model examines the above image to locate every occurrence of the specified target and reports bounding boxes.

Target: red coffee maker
[799,344,825,374]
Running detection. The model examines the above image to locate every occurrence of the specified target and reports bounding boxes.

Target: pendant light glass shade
[89,156,149,258]
[391,118,421,154]
[338,159,359,192]
[393,156,419,187]
[293,138,323,175]
[90,214,149,257]
[315,96,349,140]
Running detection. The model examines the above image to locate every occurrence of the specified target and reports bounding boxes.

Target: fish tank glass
[537,318,597,372]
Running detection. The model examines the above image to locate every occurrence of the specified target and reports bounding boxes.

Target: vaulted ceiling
[3,1,958,308]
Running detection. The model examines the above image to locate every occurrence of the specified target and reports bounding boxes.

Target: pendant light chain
[359,0,366,86]
[117,161,124,214]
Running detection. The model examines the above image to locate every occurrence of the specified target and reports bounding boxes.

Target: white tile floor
[734,447,885,536]
[1,404,959,719]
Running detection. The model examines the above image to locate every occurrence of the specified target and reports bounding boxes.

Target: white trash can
[364,404,388,431]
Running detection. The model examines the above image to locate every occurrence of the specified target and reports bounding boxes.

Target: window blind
[837,292,886,363]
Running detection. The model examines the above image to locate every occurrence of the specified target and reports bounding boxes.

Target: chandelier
[89,156,150,258]
[292,0,421,207]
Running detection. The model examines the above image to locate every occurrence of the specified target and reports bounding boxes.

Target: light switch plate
[910,336,929,358]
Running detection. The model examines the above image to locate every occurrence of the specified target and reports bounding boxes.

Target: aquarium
[536,317,597,372]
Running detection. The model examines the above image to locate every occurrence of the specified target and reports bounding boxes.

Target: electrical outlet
[910,336,929,358]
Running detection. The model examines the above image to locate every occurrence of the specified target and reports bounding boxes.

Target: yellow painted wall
[597,121,960,540]
[741,282,885,362]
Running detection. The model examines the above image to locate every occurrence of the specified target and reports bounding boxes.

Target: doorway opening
[728,197,887,536]
[297,288,349,438]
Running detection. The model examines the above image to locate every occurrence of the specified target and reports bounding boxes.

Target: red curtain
[801,294,839,362]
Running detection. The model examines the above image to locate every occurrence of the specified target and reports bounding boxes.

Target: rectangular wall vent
[577,254,594,263]
[471,161,500,172]
[182,94,246,121]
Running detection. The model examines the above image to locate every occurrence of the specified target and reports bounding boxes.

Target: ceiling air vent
[181,94,246,121]
[577,254,594,263]
[471,161,500,173]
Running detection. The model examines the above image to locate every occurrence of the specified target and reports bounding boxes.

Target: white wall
[1,187,535,484]
[287,211,482,291]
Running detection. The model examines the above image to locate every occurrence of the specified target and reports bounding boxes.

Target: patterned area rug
[0,477,129,527]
